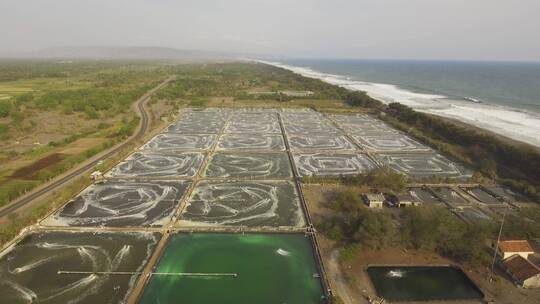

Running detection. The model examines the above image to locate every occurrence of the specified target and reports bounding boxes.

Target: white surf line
[261,60,540,148]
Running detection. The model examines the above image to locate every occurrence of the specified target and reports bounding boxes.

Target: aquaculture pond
[367,266,483,302]
[179,181,305,227]
[43,180,190,227]
[139,233,326,304]
[0,231,160,304]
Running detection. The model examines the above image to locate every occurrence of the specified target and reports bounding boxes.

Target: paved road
[0,76,175,218]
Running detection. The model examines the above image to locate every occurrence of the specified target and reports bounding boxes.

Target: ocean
[263,59,540,147]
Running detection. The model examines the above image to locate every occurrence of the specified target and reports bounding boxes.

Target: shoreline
[433,114,540,152]
[258,60,540,148]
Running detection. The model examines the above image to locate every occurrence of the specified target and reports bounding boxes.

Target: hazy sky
[1,0,539,61]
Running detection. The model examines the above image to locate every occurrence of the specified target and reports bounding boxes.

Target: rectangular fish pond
[139,233,327,304]
[0,231,160,304]
[178,181,305,227]
[42,180,190,227]
[367,266,484,302]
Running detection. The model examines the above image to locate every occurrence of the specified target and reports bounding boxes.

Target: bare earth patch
[10,153,65,180]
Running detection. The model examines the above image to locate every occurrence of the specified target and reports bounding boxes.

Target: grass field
[0,60,174,208]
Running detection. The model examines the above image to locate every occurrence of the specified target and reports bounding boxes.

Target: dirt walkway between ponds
[327,249,359,304]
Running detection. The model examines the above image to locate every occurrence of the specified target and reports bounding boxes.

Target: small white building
[90,171,103,181]
[396,194,422,207]
[280,90,314,97]
[363,193,385,209]
[502,254,540,288]
[498,240,535,260]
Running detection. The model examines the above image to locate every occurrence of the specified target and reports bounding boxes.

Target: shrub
[0,100,11,117]
[0,123,8,135]
[84,105,99,119]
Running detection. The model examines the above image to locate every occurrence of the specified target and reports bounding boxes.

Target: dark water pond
[367,266,483,302]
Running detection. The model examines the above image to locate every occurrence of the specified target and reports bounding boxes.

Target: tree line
[383,103,540,201]
[317,189,540,267]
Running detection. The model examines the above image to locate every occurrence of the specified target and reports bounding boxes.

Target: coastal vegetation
[154,62,539,203]
[381,103,540,201]
[303,167,408,193]
[2,60,538,256]
[316,187,540,267]
[0,60,171,208]
[316,191,492,266]
[155,63,350,103]
[3,60,535,212]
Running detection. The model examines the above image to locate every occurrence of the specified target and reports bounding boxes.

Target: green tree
[84,105,99,119]
[0,101,11,117]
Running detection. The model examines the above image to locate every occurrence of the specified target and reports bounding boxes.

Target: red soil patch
[10,153,65,180]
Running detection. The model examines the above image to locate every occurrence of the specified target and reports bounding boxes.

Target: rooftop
[499,240,534,253]
[503,254,540,281]
[397,193,418,202]
[365,193,385,202]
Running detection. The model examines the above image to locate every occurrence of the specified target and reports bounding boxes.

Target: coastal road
[0,76,175,219]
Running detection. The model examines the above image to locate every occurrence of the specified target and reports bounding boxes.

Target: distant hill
[1,46,240,60]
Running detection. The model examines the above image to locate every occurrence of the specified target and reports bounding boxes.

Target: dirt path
[327,249,359,304]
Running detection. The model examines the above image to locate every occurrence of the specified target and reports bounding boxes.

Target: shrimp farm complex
[0,108,472,303]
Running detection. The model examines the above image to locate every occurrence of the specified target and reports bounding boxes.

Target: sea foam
[259,60,540,147]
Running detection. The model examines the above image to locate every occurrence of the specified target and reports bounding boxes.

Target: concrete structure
[363,193,385,209]
[385,194,421,207]
[90,171,103,180]
[280,90,314,97]
[498,240,535,260]
[502,254,540,288]
[246,90,314,97]
[396,193,422,207]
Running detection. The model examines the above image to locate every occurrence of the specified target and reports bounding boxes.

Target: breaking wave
[259,60,540,148]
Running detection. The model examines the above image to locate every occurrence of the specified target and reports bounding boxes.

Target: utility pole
[489,203,508,282]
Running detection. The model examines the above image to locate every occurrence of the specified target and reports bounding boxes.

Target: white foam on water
[386,270,406,278]
[205,153,290,179]
[294,153,377,176]
[182,181,305,227]
[107,152,204,178]
[41,274,98,302]
[217,134,285,151]
[10,256,55,274]
[4,280,37,303]
[78,246,100,270]
[142,134,216,151]
[2,232,160,304]
[112,245,132,268]
[43,181,185,227]
[259,60,540,147]
[276,248,291,257]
